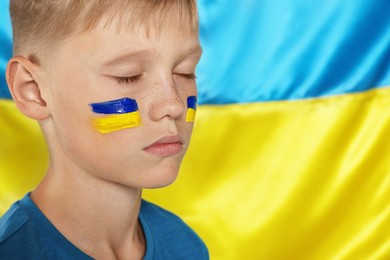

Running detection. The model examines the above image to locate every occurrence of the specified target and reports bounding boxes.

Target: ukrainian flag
[1,1,390,259]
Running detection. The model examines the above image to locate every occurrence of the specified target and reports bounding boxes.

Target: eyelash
[175,73,197,80]
[114,75,143,84]
[114,73,196,84]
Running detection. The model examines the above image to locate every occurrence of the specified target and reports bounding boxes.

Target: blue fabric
[0,0,12,99]
[140,201,209,260]
[0,194,208,259]
[196,0,390,104]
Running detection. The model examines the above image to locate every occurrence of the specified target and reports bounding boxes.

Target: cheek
[48,72,92,118]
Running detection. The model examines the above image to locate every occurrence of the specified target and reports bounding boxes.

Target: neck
[31,162,145,259]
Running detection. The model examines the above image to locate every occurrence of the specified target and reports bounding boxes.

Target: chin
[141,166,180,189]
[109,157,183,189]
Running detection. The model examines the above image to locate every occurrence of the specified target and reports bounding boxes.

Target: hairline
[10,1,198,66]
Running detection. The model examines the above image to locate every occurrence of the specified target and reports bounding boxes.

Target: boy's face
[41,13,201,188]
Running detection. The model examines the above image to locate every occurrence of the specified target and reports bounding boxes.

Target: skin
[6,9,201,260]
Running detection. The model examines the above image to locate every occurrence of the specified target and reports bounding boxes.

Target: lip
[144,135,184,157]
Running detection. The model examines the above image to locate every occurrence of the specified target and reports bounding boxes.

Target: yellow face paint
[89,98,141,134]
[186,108,196,122]
[92,112,141,134]
[186,96,197,123]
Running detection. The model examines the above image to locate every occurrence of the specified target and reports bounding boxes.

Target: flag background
[1,0,390,259]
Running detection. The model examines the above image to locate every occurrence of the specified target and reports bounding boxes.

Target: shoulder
[0,201,44,259]
[0,202,30,242]
[140,200,196,238]
[140,200,209,260]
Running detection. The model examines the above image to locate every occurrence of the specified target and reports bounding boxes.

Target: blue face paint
[89,98,138,114]
[187,96,197,110]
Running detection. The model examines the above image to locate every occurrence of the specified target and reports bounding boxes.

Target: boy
[0,0,208,259]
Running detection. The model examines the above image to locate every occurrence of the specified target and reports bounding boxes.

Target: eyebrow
[101,46,203,68]
[179,46,203,61]
[101,49,153,67]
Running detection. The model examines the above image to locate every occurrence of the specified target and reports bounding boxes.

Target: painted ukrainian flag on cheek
[89,98,141,134]
[186,96,197,123]
[1,0,390,259]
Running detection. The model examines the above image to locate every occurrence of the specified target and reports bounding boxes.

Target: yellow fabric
[1,87,390,259]
[0,100,47,212]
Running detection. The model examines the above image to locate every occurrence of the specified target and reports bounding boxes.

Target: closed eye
[114,74,143,84]
[175,73,197,80]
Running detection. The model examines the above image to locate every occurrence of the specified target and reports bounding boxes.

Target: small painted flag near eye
[186,96,197,123]
[89,98,141,134]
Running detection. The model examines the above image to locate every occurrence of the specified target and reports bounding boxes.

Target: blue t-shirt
[0,194,209,259]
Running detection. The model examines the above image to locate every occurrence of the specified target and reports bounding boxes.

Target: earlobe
[6,56,49,120]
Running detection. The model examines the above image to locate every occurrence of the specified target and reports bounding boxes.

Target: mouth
[144,135,184,158]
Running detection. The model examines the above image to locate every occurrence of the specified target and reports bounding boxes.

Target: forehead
[95,23,200,64]
[80,1,198,36]
[42,2,199,69]
[53,10,201,69]
[86,9,200,52]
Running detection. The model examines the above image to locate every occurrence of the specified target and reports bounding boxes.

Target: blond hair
[10,0,198,64]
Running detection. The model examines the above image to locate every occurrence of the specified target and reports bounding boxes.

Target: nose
[148,78,186,122]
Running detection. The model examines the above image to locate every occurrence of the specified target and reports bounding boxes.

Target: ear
[6,56,50,120]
